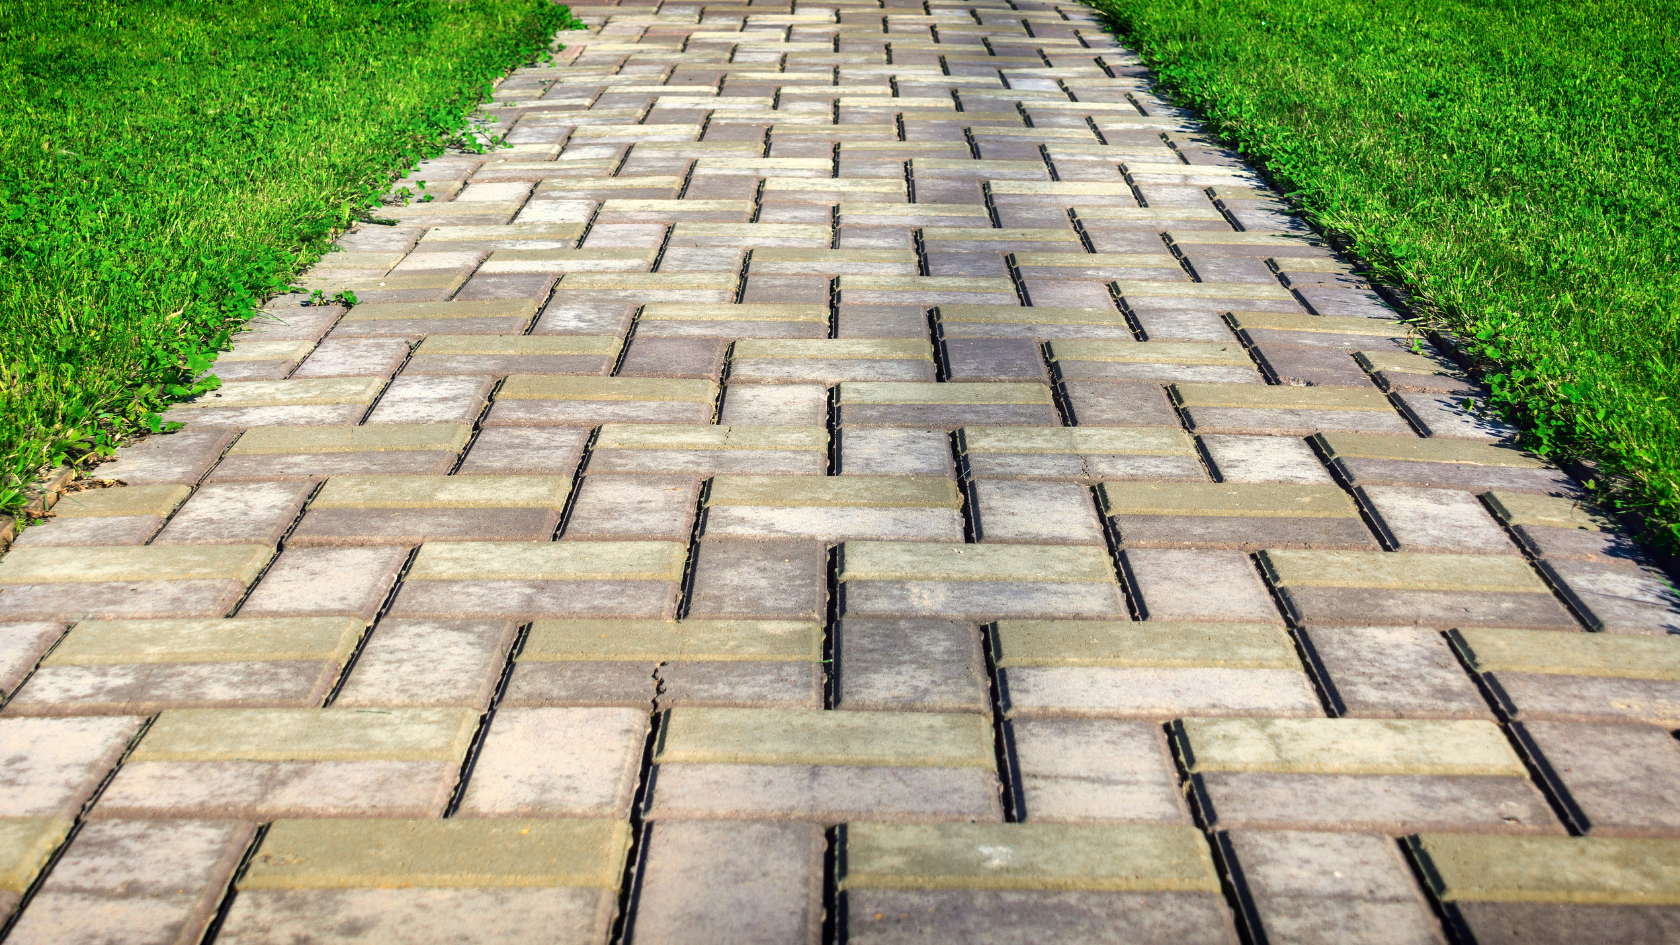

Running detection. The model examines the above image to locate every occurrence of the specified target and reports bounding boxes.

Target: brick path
[3,2,1680,943]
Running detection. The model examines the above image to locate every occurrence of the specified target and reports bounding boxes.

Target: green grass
[1094,0,1680,549]
[0,0,574,512]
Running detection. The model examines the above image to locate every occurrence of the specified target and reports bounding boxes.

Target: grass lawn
[0,0,573,513]
[1094,0,1680,548]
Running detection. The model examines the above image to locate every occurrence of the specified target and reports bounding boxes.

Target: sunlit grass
[0,0,573,512]
[1095,0,1680,548]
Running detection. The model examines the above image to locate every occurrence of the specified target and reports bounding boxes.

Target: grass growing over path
[1094,0,1680,548]
[0,0,573,512]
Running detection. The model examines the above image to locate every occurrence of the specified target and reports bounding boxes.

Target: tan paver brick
[43,617,363,665]
[241,819,630,889]
[0,818,72,893]
[1451,628,1680,680]
[993,621,1298,669]
[228,424,472,454]
[406,541,688,581]
[524,619,822,662]
[132,707,479,762]
[46,485,192,519]
[1412,834,1680,904]
[655,707,993,768]
[311,474,571,509]
[1258,550,1547,592]
[0,544,273,585]
[1174,718,1527,776]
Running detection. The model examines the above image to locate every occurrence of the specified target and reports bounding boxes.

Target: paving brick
[970,480,1105,544]
[153,481,315,545]
[933,304,1135,341]
[1453,627,1680,726]
[390,540,686,620]
[1192,772,1559,834]
[646,715,1001,822]
[45,484,191,519]
[1174,717,1524,776]
[838,428,954,478]
[5,616,362,717]
[837,381,1061,428]
[728,339,938,384]
[958,426,1200,482]
[562,474,699,542]
[589,424,827,476]
[1355,348,1474,394]
[1483,491,1616,532]
[0,623,63,698]
[1009,717,1187,824]
[703,475,963,542]
[720,383,828,426]
[239,545,409,619]
[1303,626,1490,719]
[405,334,621,376]
[1513,720,1680,837]
[505,618,822,709]
[365,373,494,425]
[1395,392,1517,441]
[93,708,474,819]
[456,707,647,818]
[839,540,1126,619]
[6,820,254,945]
[1176,717,1557,832]
[0,817,71,915]
[1259,549,1578,630]
[614,336,730,379]
[1356,485,1516,553]
[1055,380,1181,428]
[638,302,827,339]
[1449,900,1680,944]
[290,474,570,545]
[687,539,828,620]
[1124,548,1281,623]
[994,620,1317,719]
[334,619,515,709]
[8,514,163,548]
[0,544,274,621]
[1198,434,1332,484]
[1173,382,1412,436]
[844,821,1219,891]
[835,618,987,713]
[1539,558,1680,634]
[1050,339,1260,384]
[1102,482,1374,550]
[841,824,1235,945]
[630,820,824,945]
[290,338,409,380]
[0,716,142,817]
[655,705,993,769]
[228,818,629,941]
[169,377,386,412]
[1223,830,1445,945]
[1421,823,1680,884]
[487,373,722,425]
[130,706,478,762]
[211,423,469,480]
[457,426,590,477]
[1313,432,1578,495]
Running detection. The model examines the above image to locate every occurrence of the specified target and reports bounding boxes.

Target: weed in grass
[0,0,579,515]
[1095,0,1680,550]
